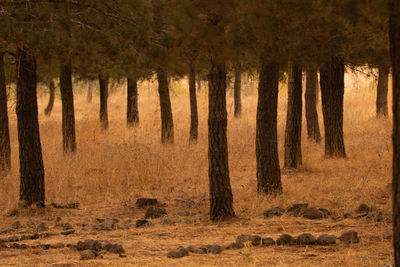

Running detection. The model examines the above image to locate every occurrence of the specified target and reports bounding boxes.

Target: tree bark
[44,81,55,116]
[320,57,346,158]
[86,80,93,103]
[0,52,10,172]
[59,62,76,153]
[156,67,174,144]
[127,77,139,126]
[390,1,400,265]
[189,63,198,143]
[377,66,389,117]
[234,68,242,118]
[208,58,235,220]
[197,77,201,93]
[99,75,109,130]
[305,68,321,143]
[256,58,282,195]
[16,47,45,207]
[284,62,303,169]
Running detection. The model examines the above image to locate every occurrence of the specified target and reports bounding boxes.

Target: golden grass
[0,72,393,266]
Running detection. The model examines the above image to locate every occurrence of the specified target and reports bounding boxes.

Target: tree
[390,0,400,264]
[320,57,346,158]
[16,47,45,206]
[0,52,10,172]
[377,66,389,117]
[59,61,76,153]
[233,67,242,118]
[256,56,281,194]
[157,68,174,143]
[87,81,93,103]
[99,75,109,130]
[127,77,139,126]
[44,81,55,116]
[284,62,302,168]
[189,63,198,142]
[305,68,321,142]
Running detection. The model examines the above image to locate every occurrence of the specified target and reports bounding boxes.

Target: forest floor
[0,75,394,266]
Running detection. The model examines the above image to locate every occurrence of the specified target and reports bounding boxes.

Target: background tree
[44,81,55,116]
[0,52,10,172]
[305,68,321,142]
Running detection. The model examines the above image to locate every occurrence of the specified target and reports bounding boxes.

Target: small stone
[357,204,370,214]
[145,207,167,219]
[61,229,75,235]
[276,234,296,245]
[344,213,354,219]
[95,218,118,231]
[339,231,360,244]
[297,233,316,245]
[287,202,308,216]
[136,198,158,208]
[80,250,97,260]
[167,246,188,258]
[103,242,125,254]
[236,235,262,246]
[207,245,222,254]
[39,232,58,239]
[302,207,324,220]
[316,234,336,245]
[20,233,39,241]
[261,238,276,246]
[51,202,80,209]
[136,219,151,228]
[263,207,285,218]
[62,223,73,231]
[77,240,102,252]
[187,245,207,254]
[7,236,19,242]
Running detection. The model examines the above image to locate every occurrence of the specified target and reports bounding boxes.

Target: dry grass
[0,72,393,266]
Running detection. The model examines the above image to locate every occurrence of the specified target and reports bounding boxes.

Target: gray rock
[80,250,97,260]
[103,242,125,254]
[357,204,370,214]
[145,207,167,219]
[301,207,324,220]
[136,219,151,228]
[136,198,158,208]
[276,234,296,245]
[263,207,285,218]
[50,243,65,249]
[207,245,222,254]
[261,238,276,246]
[287,202,308,216]
[224,242,244,250]
[297,233,316,245]
[236,235,262,246]
[7,236,19,242]
[339,231,360,244]
[167,246,188,258]
[61,229,75,235]
[20,233,39,241]
[62,223,73,231]
[95,218,118,231]
[316,234,336,245]
[77,240,102,252]
[186,245,207,254]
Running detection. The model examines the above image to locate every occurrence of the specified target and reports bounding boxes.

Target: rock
[95,218,118,231]
[9,243,28,249]
[187,245,207,254]
[62,223,73,231]
[77,240,102,252]
[383,230,393,240]
[103,242,125,254]
[261,238,276,246]
[136,219,151,228]
[50,243,65,249]
[20,233,39,241]
[301,207,324,220]
[61,229,75,235]
[136,198,158,208]
[66,244,77,250]
[36,222,49,232]
[236,235,261,246]
[357,204,370,214]
[316,234,336,245]
[145,207,167,219]
[276,234,296,245]
[224,242,243,250]
[207,245,222,254]
[167,246,188,258]
[339,231,360,244]
[40,244,51,250]
[318,208,332,217]
[297,233,316,245]
[263,207,285,218]
[344,213,354,219]
[80,250,97,260]
[7,236,19,242]
[287,202,308,216]
[51,202,80,209]
[39,232,58,239]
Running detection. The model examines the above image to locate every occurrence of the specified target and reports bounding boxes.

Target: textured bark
[284,63,303,169]
[99,75,109,130]
[16,47,45,206]
[189,64,198,142]
[256,58,282,195]
[127,77,139,126]
[390,1,400,265]
[59,62,76,153]
[377,66,389,117]
[156,67,174,144]
[0,53,10,172]
[44,81,55,116]
[86,81,93,103]
[234,68,242,118]
[320,57,346,158]
[197,77,201,92]
[305,68,321,142]
[208,58,235,220]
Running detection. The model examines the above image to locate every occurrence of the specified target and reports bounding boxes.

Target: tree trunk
[0,52,10,172]
[86,80,93,103]
[284,62,303,169]
[377,66,389,117]
[156,67,174,144]
[189,64,198,143]
[208,58,235,220]
[197,77,201,93]
[256,58,282,195]
[59,62,76,153]
[16,47,45,207]
[305,68,321,143]
[390,1,400,264]
[127,77,139,126]
[234,68,242,118]
[44,81,55,116]
[320,57,346,158]
[99,75,109,130]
